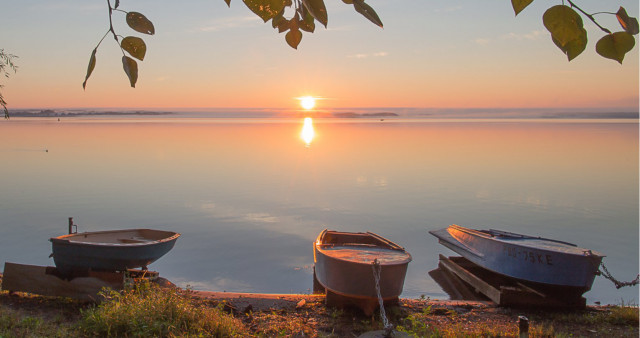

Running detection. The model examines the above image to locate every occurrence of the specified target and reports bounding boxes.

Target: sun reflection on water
[300,117,315,146]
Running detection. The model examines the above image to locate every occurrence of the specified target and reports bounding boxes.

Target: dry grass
[0,274,638,338]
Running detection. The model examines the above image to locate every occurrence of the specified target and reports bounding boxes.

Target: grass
[0,305,74,337]
[0,276,638,337]
[77,281,248,337]
[548,301,639,327]
[395,301,639,338]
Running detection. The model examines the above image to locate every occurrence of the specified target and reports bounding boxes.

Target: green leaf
[121,36,147,61]
[286,28,302,49]
[353,0,383,28]
[223,0,231,7]
[596,32,636,64]
[616,7,639,35]
[243,0,285,22]
[302,0,328,28]
[122,56,138,87]
[552,28,587,61]
[82,48,97,90]
[543,5,583,47]
[126,12,155,35]
[511,0,533,16]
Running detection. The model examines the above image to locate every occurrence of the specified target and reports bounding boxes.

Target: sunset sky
[1,0,638,111]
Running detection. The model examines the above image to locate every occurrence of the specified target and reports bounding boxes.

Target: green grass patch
[77,282,248,337]
[0,305,73,337]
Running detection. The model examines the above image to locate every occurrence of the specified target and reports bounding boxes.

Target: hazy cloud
[502,30,545,41]
[196,16,261,32]
[435,5,463,13]
[474,30,544,45]
[28,3,102,12]
[347,51,389,59]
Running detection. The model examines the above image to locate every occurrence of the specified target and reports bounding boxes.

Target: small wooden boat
[50,228,180,275]
[313,229,412,314]
[429,224,603,298]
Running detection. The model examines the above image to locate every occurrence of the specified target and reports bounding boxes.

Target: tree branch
[566,0,612,34]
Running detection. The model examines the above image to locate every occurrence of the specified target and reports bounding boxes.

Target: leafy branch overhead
[1,49,18,119]
[83,0,154,89]
[512,0,638,63]
[83,0,381,88]
[83,1,637,89]
[236,0,382,49]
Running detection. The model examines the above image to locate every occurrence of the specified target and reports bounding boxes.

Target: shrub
[78,282,248,337]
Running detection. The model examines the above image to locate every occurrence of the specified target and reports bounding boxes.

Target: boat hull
[313,229,411,301]
[50,229,180,275]
[429,225,603,296]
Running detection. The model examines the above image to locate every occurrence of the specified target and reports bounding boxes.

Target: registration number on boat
[504,246,553,265]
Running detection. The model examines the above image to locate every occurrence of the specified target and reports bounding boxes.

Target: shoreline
[1,272,638,337]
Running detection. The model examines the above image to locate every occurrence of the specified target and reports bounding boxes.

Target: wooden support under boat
[1,262,157,301]
[436,255,586,308]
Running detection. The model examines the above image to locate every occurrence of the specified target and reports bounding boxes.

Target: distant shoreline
[5,109,638,119]
[8,110,174,117]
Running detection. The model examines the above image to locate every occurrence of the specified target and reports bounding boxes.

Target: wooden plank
[429,267,487,301]
[2,262,123,301]
[437,256,586,309]
[437,255,502,304]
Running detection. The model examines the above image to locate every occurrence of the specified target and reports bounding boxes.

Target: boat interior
[55,229,179,244]
[318,230,403,251]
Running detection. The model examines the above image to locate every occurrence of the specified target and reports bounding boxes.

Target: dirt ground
[0,274,638,337]
[189,291,638,337]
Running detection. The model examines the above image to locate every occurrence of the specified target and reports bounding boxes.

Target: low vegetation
[77,282,248,337]
[0,277,638,337]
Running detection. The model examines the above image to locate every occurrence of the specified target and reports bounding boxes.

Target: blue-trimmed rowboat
[429,224,604,298]
[313,229,412,312]
[50,228,180,275]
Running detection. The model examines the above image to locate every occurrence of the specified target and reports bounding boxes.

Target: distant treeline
[9,110,173,117]
[541,112,639,119]
[332,112,398,118]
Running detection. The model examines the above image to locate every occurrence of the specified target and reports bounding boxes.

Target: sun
[299,96,316,110]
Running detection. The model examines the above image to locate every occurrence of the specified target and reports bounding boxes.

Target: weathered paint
[429,225,603,293]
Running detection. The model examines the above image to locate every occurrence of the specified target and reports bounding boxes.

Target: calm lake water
[1,116,638,304]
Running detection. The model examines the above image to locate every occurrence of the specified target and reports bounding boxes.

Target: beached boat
[429,224,603,298]
[50,228,180,275]
[313,229,412,313]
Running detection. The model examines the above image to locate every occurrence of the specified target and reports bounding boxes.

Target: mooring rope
[371,259,394,335]
[598,261,640,289]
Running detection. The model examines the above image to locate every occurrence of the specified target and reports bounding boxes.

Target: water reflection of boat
[50,226,180,275]
[429,224,603,298]
[313,229,412,315]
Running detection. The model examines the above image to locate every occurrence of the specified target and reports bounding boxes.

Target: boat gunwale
[50,229,181,247]
[448,224,604,258]
[315,229,412,266]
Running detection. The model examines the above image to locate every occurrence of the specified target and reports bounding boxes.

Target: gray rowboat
[50,228,180,275]
[429,224,603,298]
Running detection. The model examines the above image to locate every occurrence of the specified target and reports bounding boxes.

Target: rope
[372,259,393,335]
[599,261,639,289]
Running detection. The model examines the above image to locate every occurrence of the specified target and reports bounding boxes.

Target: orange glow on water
[301,117,315,146]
